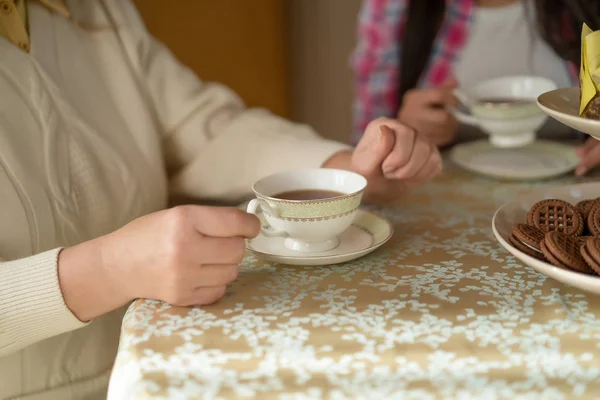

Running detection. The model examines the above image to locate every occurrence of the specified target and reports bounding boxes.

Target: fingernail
[576,166,587,176]
[379,125,394,137]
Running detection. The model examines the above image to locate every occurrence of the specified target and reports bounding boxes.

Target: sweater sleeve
[108,1,352,202]
[0,249,89,357]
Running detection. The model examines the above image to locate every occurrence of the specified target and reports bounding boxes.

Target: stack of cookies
[509,198,600,276]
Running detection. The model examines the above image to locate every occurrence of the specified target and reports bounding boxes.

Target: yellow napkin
[580,24,600,118]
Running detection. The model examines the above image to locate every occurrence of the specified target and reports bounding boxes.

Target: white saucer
[492,182,600,295]
[450,139,578,180]
[246,209,393,266]
[538,87,600,138]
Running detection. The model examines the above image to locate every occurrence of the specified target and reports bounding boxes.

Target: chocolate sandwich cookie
[526,199,584,236]
[509,233,546,261]
[512,224,544,251]
[587,203,600,236]
[581,237,600,275]
[540,239,571,270]
[576,199,599,220]
[509,224,545,260]
[579,236,593,247]
[541,231,591,274]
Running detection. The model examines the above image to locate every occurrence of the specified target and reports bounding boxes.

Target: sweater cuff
[0,248,90,355]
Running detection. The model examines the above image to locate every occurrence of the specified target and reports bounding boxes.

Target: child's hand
[397,77,459,147]
[575,137,600,176]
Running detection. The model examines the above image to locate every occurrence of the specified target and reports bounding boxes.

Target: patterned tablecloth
[108,163,600,400]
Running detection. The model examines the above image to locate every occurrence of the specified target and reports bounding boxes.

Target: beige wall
[286,0,363,144]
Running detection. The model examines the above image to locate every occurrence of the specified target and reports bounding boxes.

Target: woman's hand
[58,206,260,321]
[397,78,459,147]
[324,118,443,204]
[575,137,600,176]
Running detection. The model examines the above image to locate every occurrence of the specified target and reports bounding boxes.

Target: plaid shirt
[351,0,579,143]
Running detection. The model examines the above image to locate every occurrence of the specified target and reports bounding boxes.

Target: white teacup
[451,76,557,148]
[246,169,367,253]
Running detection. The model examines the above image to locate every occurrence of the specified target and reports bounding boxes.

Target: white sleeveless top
[455,1,572,90]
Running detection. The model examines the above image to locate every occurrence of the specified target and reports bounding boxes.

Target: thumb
[353,124,396,177]
[440,77,459,107]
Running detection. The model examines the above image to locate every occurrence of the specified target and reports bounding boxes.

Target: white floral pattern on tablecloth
[108,165,600,400]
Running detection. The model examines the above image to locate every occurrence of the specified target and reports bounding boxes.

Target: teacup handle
[246,199,287,237]
[449,88,479,126]
[449,106,479,127]
[453,88,474,108]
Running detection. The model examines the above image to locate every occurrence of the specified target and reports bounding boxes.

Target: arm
[351,0,408,144]
[107,1,351,202]
[0,249,90,356]
[0,204,263,357]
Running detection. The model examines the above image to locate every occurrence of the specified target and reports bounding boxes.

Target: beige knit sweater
[0,1,349,398]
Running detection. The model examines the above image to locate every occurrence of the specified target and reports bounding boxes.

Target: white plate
[246,209,393,266]
[450,139,578,180]
[537,87,600,138]
[492,182,600,294]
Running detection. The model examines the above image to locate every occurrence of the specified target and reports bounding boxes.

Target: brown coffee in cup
[273,190,344,201]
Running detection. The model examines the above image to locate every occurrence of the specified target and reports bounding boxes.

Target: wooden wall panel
[133,0,289,117]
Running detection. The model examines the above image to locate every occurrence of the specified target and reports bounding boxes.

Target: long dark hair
[397,0,600,102]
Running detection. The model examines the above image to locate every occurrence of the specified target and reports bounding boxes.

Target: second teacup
[246,169,367,253]
[451,76,557,148]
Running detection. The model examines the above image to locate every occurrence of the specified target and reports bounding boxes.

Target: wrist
[321,150,354,171]
[58,237,132,322]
